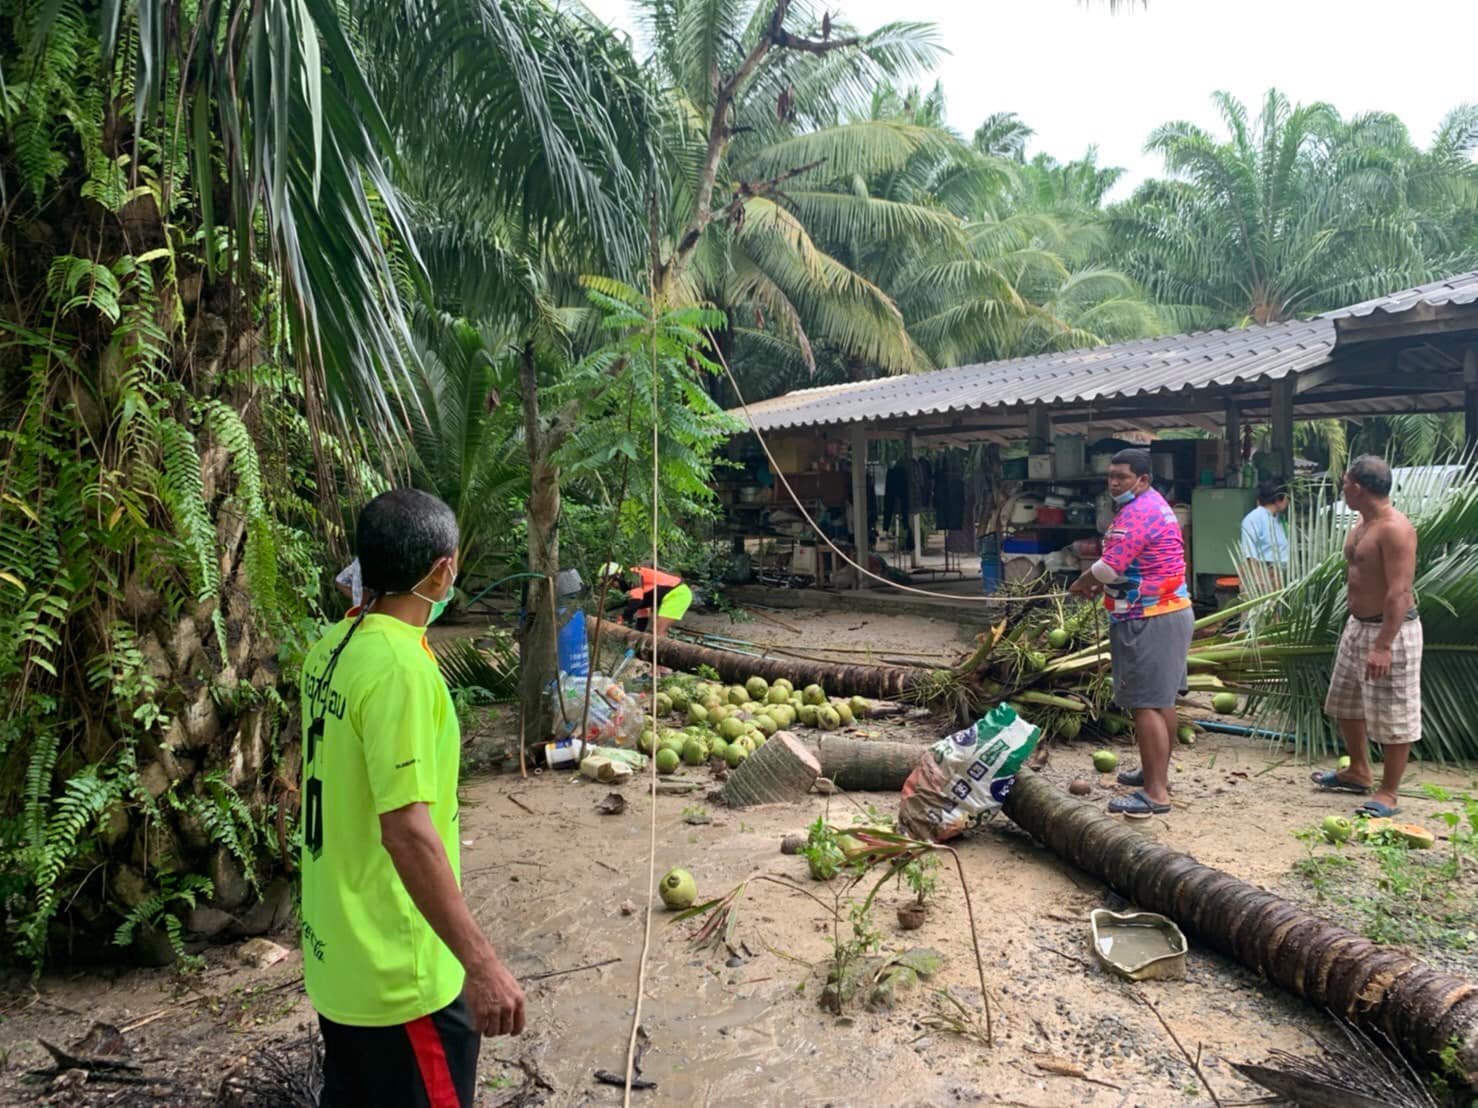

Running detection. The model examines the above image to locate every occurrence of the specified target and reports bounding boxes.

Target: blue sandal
[1357,799,1402,818]
[1310,770,1372,795]
[1108,791,1171,820]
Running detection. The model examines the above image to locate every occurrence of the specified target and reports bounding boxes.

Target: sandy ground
[3,607,1476,1107]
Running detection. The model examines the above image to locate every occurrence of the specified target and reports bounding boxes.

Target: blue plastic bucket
[980,554,1001,594]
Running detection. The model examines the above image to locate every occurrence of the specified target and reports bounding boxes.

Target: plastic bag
[548,670,638,746]
[897,703,1041,842]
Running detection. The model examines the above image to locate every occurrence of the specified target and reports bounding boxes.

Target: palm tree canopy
[1111,89,1478,328]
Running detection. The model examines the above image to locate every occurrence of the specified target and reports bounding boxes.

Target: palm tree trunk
[1002,771,1478,1083]
[598,622,924,701]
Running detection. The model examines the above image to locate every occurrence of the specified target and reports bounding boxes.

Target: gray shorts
[1108,607,1194,710]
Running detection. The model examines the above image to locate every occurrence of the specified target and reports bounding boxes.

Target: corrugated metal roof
[733,319,1334,432]
[1323,270,1478,319]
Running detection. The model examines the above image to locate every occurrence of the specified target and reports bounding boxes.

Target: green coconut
[727,685,750,706]
[1091,750,1118,773]
[655,692,673,716]
[753,714,778,737]
[803,684,827,706]
[655,748,680,774]
[771,705,795,727]
[745,676,769,701]
[1211,691,1238,714]
[1338,755,1352,770]
[668,689,689,714]
[773,678,794,695]
[1100,714,1127,736]
[817,706,842,731]
[848,696,870,718]
[638,729,656,754]
[832,701,853,726]
[659,867,697,910]
[1046,628,1069,649]
[725,744,747,768]
[1176,723,1197,746]
[798,704,819,727]
[1322,815,1354,845]
[708,738,729,761]
[686,703,709,726]
[764,687,788,706]
[681,738,708,766]
[1056,715,1082,740]
[719,716,746,741]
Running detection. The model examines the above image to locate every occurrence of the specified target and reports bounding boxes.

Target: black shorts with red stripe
[318,990,479,1108]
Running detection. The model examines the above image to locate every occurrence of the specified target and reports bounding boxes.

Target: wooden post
[1269,377,1295,480]
[906,430,922,568]
[1027,403,1051,456]
[850,422,869,590]
[1224,397,1242,475]
[1465,348,1478,453]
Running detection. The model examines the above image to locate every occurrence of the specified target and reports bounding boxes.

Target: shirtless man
[1312,455,1421,816]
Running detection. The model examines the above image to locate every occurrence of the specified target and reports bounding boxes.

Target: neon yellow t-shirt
[298,613,464,1026]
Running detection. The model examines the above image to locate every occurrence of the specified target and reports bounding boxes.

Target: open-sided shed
[723,270,1478,588]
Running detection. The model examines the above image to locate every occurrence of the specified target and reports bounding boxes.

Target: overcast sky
[577,0,1477,198]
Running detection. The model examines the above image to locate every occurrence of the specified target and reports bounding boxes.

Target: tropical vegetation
[0,0,1474,968]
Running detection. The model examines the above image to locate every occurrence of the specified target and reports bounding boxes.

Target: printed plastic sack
[897,703,1041,842]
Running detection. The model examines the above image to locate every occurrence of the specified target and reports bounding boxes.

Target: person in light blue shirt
[1240,481,1289,587]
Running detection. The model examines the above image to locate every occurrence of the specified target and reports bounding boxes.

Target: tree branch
[771,28,864,54]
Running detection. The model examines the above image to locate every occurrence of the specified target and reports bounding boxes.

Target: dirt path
[3,609,1475,1107]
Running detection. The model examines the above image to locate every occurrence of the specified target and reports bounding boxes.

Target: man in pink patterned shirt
[1070,449,1194,819]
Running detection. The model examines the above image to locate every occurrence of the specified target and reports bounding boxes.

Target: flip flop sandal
[1357,799,1402,818]
[1107,791,1171,820]
[1115,768,1172,794]
[1310,770,1372,795]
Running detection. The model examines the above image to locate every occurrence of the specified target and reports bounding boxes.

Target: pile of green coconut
[638,674,871,775]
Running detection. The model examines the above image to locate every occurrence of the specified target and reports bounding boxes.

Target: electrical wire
[621,290,663,1105]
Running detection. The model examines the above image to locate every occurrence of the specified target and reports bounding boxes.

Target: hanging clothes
[913,457,933,510]
[883,462,911,530]
[934,450,966,531]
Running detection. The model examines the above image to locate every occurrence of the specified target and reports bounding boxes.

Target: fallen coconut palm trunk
[803,736,923,792]
[1002,772,1478,1082]
[599,622,925,701]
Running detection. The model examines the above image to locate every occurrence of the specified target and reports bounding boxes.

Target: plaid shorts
[1323,615,1422,744]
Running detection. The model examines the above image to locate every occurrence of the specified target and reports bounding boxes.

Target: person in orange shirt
[600,562,693,638]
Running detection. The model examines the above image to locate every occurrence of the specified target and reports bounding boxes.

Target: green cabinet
[1191,486,1257,576]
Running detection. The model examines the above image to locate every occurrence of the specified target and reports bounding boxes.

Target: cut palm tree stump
[722,731,820,807]
[1003,772,1478,1082]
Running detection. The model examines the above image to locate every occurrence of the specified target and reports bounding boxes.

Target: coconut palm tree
[1110,90,1478,328]
[634,0,949,376]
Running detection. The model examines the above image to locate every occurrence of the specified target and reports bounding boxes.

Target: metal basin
[1089,908,1188,981]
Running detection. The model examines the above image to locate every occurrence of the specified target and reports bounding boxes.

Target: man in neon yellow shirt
[300,489,524,1107]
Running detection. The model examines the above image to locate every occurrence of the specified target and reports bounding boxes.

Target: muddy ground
[3,605,1475,1107]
